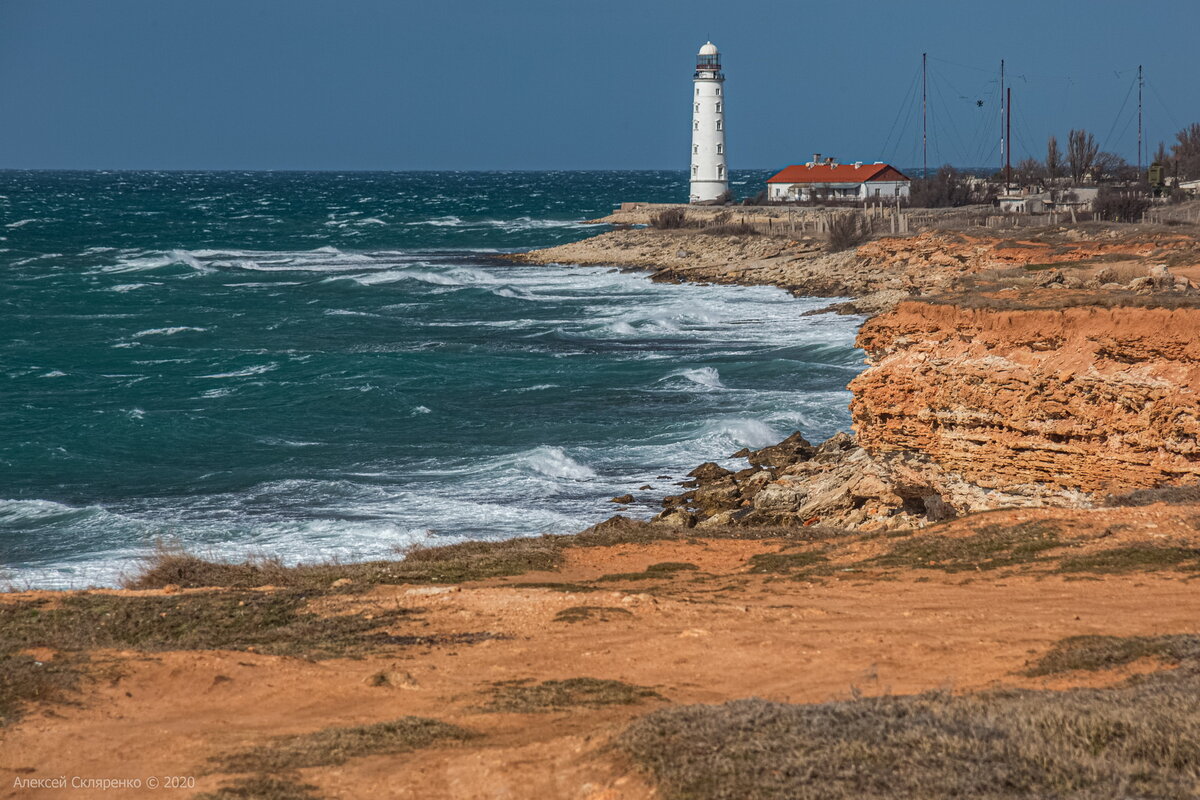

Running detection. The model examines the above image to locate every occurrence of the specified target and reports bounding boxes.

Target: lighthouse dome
[698,41,719,56]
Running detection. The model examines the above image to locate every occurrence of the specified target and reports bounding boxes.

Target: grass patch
[0,651,84,726]
[747,550,830,574]
[0,591,420,659]
[196,775,324,800]
[553,606,634,624]
[1105,484,1200,507]
[872,521,1062,572]
[509,581,599,593]
[210,716,472,773]
[596,562,699,582]
[1056,545,1200,574]
[481,677,663,713]
[127,517,826,593]
[129,537,565,592]
[1024,634,1200,676]
[620,678,1200,800]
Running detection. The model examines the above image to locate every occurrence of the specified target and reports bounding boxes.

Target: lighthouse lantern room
[690,41,729,203]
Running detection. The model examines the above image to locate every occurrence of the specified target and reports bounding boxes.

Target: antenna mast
[1137,65,1144,174]
[1005,87,1012,189]
[999,59,1005,178]
[922,52,928,178]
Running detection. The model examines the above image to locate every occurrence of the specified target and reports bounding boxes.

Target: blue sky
[1,0,1197,170]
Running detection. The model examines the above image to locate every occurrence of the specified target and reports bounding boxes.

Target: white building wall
[770,181,910,202]
[690,49,728,203]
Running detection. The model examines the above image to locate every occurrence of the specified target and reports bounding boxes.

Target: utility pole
[999,59,1005,180]
[922,52,928,178]
[1005,87,1012,189]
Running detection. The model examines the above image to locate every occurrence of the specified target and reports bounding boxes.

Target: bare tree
[1014,157,1045,186]
[1067,129,1098,184]
[1046,136,1062,181]
[1171,123,1200,179]
[1093,152,1134,183]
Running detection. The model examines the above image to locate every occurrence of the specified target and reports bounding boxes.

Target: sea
[0,170,865,589]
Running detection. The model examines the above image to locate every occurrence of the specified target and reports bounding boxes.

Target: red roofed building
[767,156,911,202]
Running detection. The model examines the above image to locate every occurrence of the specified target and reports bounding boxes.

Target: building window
[692,165,698,177]
[716,102,722,113]
[694,103,699,113]
[895,187,901,196]
[693,145,699,155]
[716,144,723,155]
[693,119,699,131]
[717,165,725,179]
[716,87,721,96]
[715,119,722,131]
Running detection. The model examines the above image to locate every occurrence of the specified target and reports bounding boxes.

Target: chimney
[812,153,821,164]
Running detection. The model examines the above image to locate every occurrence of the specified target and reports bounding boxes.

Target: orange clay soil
[2,504,1199,799]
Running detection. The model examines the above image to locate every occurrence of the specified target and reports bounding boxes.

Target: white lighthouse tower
[689,41,729,203]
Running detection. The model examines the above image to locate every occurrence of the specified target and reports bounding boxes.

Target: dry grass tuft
[0,652,84,726]
[621,676,1200,800]
[481,677,663,713]
[0,591,419,659]
[1024,634,1200,676]
[596,561,699,582]
[553,606,634,624]
[210,716,473,773]
[872,521,1062,572]
[1056,545,1200,574]
[1105,484,1200,507]
[195,774,324,799]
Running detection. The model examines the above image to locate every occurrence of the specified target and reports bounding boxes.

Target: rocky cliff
[851,296,1200,494]
[654,292,1200,532]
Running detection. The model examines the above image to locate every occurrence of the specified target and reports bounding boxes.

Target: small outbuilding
[767,157,911,202]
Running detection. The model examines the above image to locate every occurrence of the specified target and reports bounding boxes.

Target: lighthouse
[689,41,728,204]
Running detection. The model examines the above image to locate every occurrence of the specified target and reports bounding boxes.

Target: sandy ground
[3,511,1198,799]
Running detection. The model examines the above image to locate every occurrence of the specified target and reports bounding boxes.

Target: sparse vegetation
[747,549,830,575]
[553,605,634,623]
[596,561,699,582]
[620,678,1200,800]
[1056,545,1200,574]
[826,212,870,252]
[1094,187,1151,222]
[210,716,473,773]
[1105,484,1200,507]
[481,677,663,713]
[1024,634,1200,677]
[0,590,420,658]
[196,775,324,800]
[872,521,1062,572]
[0,651,84,726]
[649,207,688,229]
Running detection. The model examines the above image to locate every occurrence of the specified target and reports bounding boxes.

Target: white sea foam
[518,446,597,480]
[133,326,207,338]
[39,370,67,378]
[672,367,726,389]
[198,363,279,379]
[110,283,150,293]
[411,405,432,415]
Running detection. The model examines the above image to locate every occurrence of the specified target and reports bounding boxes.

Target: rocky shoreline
[514,215,1200,531]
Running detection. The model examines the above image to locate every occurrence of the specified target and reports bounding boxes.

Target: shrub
[1094,187,1151,223]
[827,212,870,252]
[650,208,688,229]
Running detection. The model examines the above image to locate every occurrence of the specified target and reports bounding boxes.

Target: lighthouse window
[717,166,725,179]
[715,119,722,131]
[693,120,699,131]
[716,144,723,154]
[693,145,699,155]
[692,165,698,177]
[716,87,721,96]
[694,103,699,113]
[716,102,722,112]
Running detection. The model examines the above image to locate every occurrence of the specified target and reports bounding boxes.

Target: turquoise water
[1,171,864,588]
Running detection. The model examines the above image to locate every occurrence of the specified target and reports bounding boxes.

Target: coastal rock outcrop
[851,295,1200,494]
